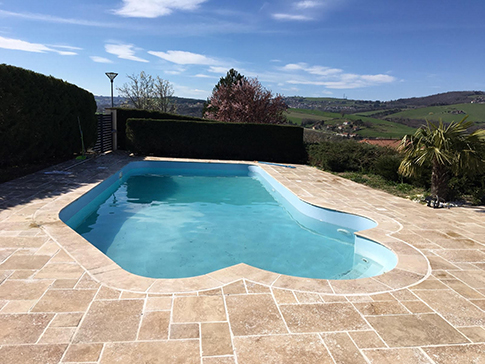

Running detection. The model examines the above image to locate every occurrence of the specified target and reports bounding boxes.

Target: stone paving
[0,152,484,363]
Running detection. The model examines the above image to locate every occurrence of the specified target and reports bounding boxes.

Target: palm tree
[398,116,485,201]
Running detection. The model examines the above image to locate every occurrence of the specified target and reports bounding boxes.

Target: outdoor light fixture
[105,72,118,108]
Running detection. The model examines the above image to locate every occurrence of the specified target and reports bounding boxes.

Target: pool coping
[33,156,430,296]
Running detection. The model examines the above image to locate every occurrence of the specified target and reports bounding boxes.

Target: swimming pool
[60,161,397,280]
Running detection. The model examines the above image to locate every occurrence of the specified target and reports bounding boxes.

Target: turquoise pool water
[61,162,397,279]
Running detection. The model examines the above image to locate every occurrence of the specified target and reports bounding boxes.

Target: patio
[0,152,484,363]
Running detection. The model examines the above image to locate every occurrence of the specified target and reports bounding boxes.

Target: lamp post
[105,72,118,108]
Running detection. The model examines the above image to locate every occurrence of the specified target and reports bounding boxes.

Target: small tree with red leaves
[204,77,287,124]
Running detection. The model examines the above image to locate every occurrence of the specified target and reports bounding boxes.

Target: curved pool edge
[34,156,431,296]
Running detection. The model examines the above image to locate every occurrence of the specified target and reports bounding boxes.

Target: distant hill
[95,96,205,117]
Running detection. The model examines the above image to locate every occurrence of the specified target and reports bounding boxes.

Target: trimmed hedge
[113,108,210,150]
[0,64,97,167]
[126,118,305,163]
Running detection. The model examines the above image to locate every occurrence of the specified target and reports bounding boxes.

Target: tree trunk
[431,160,450,201]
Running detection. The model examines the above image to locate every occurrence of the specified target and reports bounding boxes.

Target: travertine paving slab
[32,289,97,312]
[280,303,369,333]
[172,296,226,322]
[0,313,54,344]
[322,332,368,364]
[225,294,287,336]
[99,341,200,364]
[62,343,103,362]
[0,254,50,269]
[0,344,67,364]
[367,313,468,347]
[0,279,53,300]
[74,299,143,342]
[422,344,485,364]
[201,322,233,356]
[363,348,433,364]
[233,334,334,364]
[138,310,170,340]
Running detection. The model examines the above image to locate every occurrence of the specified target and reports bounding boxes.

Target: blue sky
[1,0,484,100]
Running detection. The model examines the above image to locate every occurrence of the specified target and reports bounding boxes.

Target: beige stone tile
[0,299,36,313]
[400,300,434,313]
[435,249,485,263]
[245,281,270,293]
[367,313,468,347]
[201,322,233,356]
[272,288,297,304]
[35,241,60,256]
[0,344,67,364]
[147,275,220,294]
[34,263,85,280]
[471,299,485,310]
[320,294,348,303]
[203,357,235,364]
[353,301,410,315]
[199,288,223,296]
[363,348,433,363]
[348,330,386,349]
[225,294,287,336]
[422,344,485,364]
[120,291,146,299]
[75,273,101,289]
[280,303,369,333]
[410,278,449,290]
[0,279,53,300]
[223,280,247,295]
[346,295,373,302]
[233,334,334,364]
[370,292,396,301]
[170,323,200,339]
[0,248,16,263]
[0,254,51,270]
[391,289,418,301]
[74,299,144,343]
[38,327,75,343]
[138,310,170,340]
[0,313,54,344]
[173,296,226,323]
[95,286,121,300]
[273,275,333,293]
[50,249,75,262]
[63,343,103,362]
[100,341,200,364]
[413,289,485,326]
[451,270,485,289]
[51,279,79,289]
[0,236,48,249]
[8,269,36,279]
[145,296,172,311]
[294,291,322,303]
[32,289,97,313]
[50,312,84,327]
[372,269,424,290]
[322,332,368,364]
[459,327,485,343]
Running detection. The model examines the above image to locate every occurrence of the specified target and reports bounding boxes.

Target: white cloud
[194,74,216,78]
[208,66,230,74]
[295,1,321,9]
[105,43,149,63]
[148,50,218,65]
[90,56,113,63]
[114,0,208,18]
[282,61,396,89]
[272,13,312,21]
[0,35,78,55]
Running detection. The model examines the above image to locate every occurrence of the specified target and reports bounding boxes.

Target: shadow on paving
[0,151,139,211]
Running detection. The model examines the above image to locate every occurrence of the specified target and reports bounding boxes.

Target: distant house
[359,138,401,149]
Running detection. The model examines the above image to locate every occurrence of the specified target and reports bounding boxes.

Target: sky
[1,0,484,101]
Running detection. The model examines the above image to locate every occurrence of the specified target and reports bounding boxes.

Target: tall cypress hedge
[113,108,210,150]
[0,64,97,167]
[126,118,305,163]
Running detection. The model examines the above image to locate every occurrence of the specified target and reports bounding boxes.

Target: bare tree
[117,72,176,112]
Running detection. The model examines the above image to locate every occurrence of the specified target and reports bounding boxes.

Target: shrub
[113,108,209,150]
[126,118,305,163]
[0,64,97,167]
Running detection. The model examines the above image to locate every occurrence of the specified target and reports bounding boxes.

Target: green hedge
[113,108,210,150]
[126,118,305,163]
[0,64,97,167]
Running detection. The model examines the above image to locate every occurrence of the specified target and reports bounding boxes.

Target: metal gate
[93,113,113,153]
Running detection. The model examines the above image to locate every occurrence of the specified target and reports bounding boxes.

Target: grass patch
[385,103,485,124]
[337,172,427,199]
